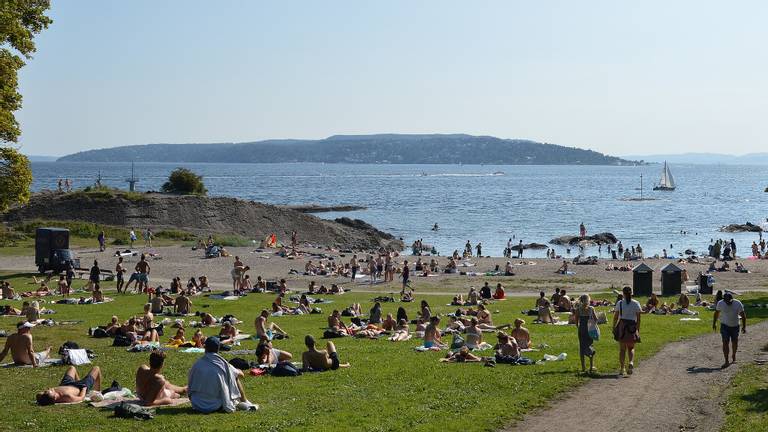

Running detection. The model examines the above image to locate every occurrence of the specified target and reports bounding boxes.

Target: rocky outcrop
[282,204,367,213]
[4,192,403,251]
[550,232,619,246]
[511,242,548,251]
[720,222,762,233]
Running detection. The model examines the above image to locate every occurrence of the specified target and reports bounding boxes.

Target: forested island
[59,134,639,165]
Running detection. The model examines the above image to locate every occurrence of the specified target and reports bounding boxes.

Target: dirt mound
[4,192,403,251]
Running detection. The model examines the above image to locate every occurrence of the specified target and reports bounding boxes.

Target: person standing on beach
[115,257,125,293]
[476,243,482,257]
[613,286,641,377]
[144,228,153,248]
[368,256,377,285]
[401,260,410,293]
[129,228,137,248]
[291,231,297,251]
[135,254,150,293]
[465,240,472,257]
[713,292,746,368]
[517,240,524,258]
[350,255,359,280]
[57,179,62,192]
[97,230,106,252]
[579,222,587,239]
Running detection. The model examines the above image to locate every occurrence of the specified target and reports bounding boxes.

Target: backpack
[58,341,79,355]
[270,361,302,377]
[323,329,344,339]
[92,328,109,338]
[113,335,132,347]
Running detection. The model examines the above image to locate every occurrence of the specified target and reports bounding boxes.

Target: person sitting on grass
[218,321,239,345]
[328,309,354,336]
[504,261,515,276]
[556,289,572,312]
[493,283,506,300]
[192,329,206,348]
[536,292,555,324]
[424,316,446,349]
[175,292,192,315]
[141,304,159,343]
[136,351,187,406]
[0,322,52,366]
[92,283,104,303]
[476,304,510,330]
[301,335,350,371]
[255,310,289,341]
[255,340,293,366]
[494,332,521,364]
[388,319,411,341]
[188,337,258,413]
[382,313,396,331]
[440,346,482,363]
[36,366,102,405]
[510,319,531,349]
[168,328,186,346]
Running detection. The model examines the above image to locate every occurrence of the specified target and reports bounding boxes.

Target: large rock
[4,192,403,251]
[511,242,548,251]
[550,232,618,246]
[720,222,762,233]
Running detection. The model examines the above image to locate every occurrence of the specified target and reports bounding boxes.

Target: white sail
[664,163,675,188]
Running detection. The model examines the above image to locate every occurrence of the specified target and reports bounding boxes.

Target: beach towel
[680,317,701,321]
[188,353,241,413]
[414,345,442,352]
[180,347,205,353]
[91,396,189,409]
[66,349,91,366]
[1,358,62,368]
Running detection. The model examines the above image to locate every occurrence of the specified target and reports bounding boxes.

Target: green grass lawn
[1,271,767,432]
[723,348,768,432]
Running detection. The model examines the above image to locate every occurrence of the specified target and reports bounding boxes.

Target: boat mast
[640,174,643,200]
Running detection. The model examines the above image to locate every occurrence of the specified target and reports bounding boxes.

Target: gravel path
[504,320,768,432]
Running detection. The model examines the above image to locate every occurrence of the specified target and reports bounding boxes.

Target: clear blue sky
[15,0,768,156]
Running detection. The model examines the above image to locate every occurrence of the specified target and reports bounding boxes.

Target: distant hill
[24,155,59,162]
[59,134,638,165]
[623,152,768,165]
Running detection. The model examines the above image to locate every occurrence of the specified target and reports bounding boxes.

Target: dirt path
[504,320,768,432]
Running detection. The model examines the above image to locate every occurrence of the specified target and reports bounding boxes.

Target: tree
[0,147,32,211]
[161,168,207,195]
[1,0,52,143]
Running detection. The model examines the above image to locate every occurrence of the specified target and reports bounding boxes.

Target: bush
[15,219,128,240]
[123,191,149,202]
[155,229,196,241]
[0,225,27,247]
[161,168,207,195]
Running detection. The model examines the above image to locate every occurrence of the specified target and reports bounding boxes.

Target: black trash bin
[660,263,683,296]
[632,263,653,297]
[699,272,713,294]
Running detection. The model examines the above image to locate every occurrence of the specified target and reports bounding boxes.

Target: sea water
[30,162,768,258]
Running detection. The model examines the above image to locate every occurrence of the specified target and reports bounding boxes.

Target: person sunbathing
[168,328,186,345]
[510,319,531,349]
[476,304,509,330]
[467,287,479,305]
[1,281,16,299]
[556,289,572,312]
[104,316,121,336]
[643,294,660,313]
[301,335,350,371]
[174,293,192,315]
[465,318,485,349]
[328,310,353,336]
[200,312,216,327]
[0,322,52,366]
[23,301,41,322]
[255,340,292,366]
[1,305,21,316]
[401,289,414,302]
[192,329,206,347]
[389,319,411,341]
[218,321,239,344]
[136,351,187,406]
[382,313,396,331]
[354,325,386,339]
[419,300,432,322]
[494,332,521,363]
[424,316,446,349]
[255,310,288,341]
[440,346,482,362]
[36,366,102,405]
[141,304,159,343]
[272,302,291,315]
[678,293,690,309]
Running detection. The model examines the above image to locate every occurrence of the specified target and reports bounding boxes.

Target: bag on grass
[587,319,600,341]
[229,357,251,370]
[113,335,132,347]
[114,401,154,420]
[92,328,109,338]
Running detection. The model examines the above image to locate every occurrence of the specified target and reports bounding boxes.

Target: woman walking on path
[613,286,641,377]
[576,294,598,374]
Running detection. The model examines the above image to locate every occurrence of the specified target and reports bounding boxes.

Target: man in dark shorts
[301,335,349,371]
[713,292,746,368]
[36,366,102,405]
[135,254,151,293]
[401,260,410,294]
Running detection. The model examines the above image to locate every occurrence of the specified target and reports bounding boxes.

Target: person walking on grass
[612,286,641,377]
[713,292,746,369]
[576,294,598,374]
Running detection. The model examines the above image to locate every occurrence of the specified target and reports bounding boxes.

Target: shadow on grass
[0,272,38,280]
[741,388,768,413]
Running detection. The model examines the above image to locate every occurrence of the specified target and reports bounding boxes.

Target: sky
[14,0,768,157]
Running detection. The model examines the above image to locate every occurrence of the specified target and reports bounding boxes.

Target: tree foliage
[1,0,52,143]
[161,168,207,195]
[0,146,32,212]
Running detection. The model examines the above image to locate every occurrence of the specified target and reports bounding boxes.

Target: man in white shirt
[713,292,746,369]
[187,337,258,413]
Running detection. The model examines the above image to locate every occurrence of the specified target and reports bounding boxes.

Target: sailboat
[653,161,676,191]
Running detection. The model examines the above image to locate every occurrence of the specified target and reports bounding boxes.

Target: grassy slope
[723,352,768,432]
[1,271,767,432]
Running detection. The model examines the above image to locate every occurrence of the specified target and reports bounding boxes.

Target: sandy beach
[3,243,766,296]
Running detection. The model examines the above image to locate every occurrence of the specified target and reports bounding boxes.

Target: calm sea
[30,162,768,258]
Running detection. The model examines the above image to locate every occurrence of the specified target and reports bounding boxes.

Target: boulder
[720,222,763,233]
[549,232,618,246]
[511,242,548,251]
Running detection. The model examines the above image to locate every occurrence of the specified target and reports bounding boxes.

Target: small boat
[653,161,676,191]
[492,171,505,176]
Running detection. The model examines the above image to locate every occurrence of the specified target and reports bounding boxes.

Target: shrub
[155,229,196,241]
[0,225,27,247]
[15,219,128,240]
[122,191,149,202]
[161,168,207,195]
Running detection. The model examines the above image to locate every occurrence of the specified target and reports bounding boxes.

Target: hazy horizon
[15,1,768,157]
